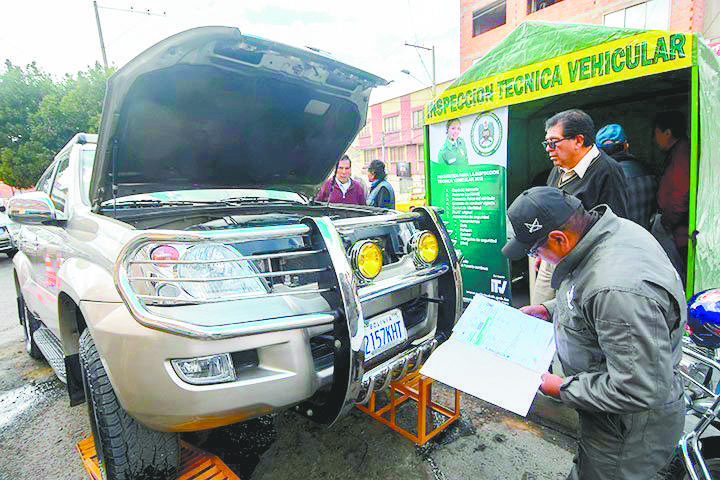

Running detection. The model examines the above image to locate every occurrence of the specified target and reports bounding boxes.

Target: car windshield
[99,188,306,208]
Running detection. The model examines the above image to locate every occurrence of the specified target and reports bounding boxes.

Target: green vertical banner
[428,107,511,304]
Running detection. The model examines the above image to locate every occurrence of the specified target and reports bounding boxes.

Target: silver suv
[9,27,462,480]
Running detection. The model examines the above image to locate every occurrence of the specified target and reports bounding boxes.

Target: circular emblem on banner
[471,112,503,157]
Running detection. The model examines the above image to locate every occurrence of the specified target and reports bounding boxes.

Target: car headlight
[176,244,267,300]
[411,231,439,266]
[129,242,267,304]
[350,240,383,281]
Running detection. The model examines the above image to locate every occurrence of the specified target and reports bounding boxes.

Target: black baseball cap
[502,187,584,260]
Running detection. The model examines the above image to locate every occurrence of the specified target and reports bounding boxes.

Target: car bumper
[82,274,443,432]
[83,299,325,432]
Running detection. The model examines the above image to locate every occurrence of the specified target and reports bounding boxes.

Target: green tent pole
[423,124,431,206]
[686,35,699,300]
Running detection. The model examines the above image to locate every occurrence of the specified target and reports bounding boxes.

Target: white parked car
[0,208,18,257]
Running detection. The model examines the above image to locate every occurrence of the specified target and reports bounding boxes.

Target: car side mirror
[7,192,58,225]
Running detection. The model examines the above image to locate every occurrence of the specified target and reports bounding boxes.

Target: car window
[80,148,96,202]
[35,161,58,194]
[49,155,71,213]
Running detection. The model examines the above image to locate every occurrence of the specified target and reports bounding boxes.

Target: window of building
[603,0,669,30]
[359,122,371,137]
[527,0,562,14]
[383,115,400,133]
[472,1,506,37]
[411,109,425,129]
[384,146,404,164]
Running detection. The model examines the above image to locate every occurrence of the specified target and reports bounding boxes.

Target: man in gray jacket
[503,187,686,480]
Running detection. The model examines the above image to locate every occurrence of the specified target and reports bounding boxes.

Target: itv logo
[490,278,507,294]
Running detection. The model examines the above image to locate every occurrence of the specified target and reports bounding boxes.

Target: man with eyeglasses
[532,109,628,304]
[503,186,685,480]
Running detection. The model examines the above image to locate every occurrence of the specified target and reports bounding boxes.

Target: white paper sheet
[420,293,556,417]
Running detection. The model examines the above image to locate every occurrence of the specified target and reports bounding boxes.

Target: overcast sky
[2,0,460,103]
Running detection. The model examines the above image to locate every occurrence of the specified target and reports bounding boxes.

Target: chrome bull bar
[307,206,462,425]
[356,337,438,405]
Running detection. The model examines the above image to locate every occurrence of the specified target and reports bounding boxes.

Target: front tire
[79,329,179,480]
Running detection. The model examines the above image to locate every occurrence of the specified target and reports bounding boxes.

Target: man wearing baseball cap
[596,123,657,231]
[504,186,686,479]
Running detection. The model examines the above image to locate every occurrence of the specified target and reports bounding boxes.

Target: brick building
[461,0,720,70]
[348,80,453,210]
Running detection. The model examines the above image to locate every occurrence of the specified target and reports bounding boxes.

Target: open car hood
[90,26,387,208]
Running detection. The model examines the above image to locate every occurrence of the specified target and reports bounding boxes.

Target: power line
[406,0,432,84]
[97,4,167,16]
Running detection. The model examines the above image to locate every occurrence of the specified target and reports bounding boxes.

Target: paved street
[0,254,577,479]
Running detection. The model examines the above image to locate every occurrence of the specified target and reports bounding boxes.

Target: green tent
[424,21,720,301]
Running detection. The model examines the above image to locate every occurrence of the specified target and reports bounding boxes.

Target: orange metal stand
[356,371,461,445]
[76,436,240,480]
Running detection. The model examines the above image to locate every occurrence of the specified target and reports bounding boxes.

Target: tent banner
[428,107,511,304]
[426,31,693,124]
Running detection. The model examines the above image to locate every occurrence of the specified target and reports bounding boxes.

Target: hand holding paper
[420,294,556,416]
[540,372,563,398]
[520,304,550,321]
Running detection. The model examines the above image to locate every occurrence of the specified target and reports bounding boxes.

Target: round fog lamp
[413,231,439,265]
[351,241,383,280]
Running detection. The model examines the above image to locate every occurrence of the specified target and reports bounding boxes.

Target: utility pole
[93,1,108,69]
[381,132,386,163]
[404,42,436,98]
[92,2,167,69]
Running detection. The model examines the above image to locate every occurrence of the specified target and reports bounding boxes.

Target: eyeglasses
[541,137,571,150]
[527,237,547,258]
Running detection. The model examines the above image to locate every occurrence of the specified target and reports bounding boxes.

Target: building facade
[348,80,453,210]
[461,0,719,70]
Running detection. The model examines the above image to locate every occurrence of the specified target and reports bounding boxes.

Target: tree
[0,61,113,188]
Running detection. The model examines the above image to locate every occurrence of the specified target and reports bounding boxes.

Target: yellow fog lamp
[412,231,439,266]
[350,240,383,280]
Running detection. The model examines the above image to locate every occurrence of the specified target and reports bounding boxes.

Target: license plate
[364,309,407,360]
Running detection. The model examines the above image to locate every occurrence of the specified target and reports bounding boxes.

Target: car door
[20,160,59,321]
[36,152,73,336]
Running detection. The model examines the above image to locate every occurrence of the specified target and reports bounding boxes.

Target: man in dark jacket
[504,187,686,480]
[315,155,366,205]
[366,160,395,209]
[596,123,657,230]
[533,109,629,304]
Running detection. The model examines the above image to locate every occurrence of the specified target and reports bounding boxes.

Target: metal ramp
[356,371,461,445]
[76,436,240,480]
